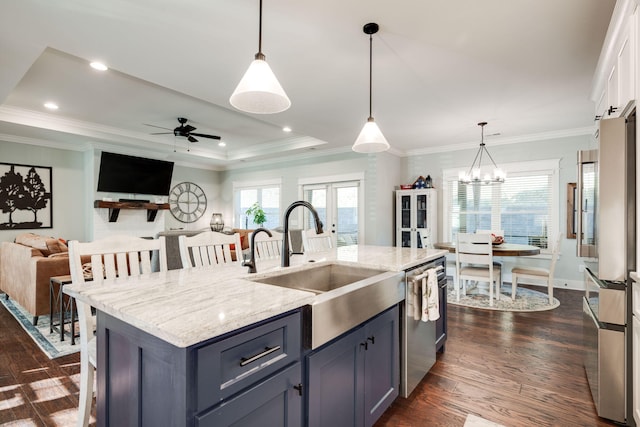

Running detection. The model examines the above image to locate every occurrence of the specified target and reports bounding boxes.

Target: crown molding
[403,126,595,156]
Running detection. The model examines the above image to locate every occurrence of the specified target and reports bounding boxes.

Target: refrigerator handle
[576,152,584,256]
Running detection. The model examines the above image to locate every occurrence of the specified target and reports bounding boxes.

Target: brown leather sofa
[0,233,72,324]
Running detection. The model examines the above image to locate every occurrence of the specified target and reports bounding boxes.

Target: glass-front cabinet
[395,189,437,248]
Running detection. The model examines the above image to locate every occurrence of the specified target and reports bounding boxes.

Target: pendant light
[458,122,506,185]
[352,23,390,153]
[230,0,291,114]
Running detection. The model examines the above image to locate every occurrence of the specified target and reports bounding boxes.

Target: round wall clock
[168,182,207,223]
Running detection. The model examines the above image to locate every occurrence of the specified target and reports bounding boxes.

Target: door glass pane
[336,186,358,246]
[401,195,411,229]
[401,231,411,248]
[416,194,427,229]
[304,188,327,229]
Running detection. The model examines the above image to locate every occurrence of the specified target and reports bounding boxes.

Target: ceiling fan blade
[143,123,172,130]
[188,135,198,143]
[183,124,196,133]
[150,132,173,135]
[190,132,221,140]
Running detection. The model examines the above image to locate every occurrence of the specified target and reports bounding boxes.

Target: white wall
[403,133,596,288]
[0,140,87,243]
[0,141,222,243]
[2,133,593,288]
[90,149,222,239]
[220,151,402,245]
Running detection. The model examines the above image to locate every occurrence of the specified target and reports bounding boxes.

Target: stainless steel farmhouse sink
[252,263,405,349]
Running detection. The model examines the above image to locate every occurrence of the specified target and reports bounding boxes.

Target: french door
[302,181,361,247]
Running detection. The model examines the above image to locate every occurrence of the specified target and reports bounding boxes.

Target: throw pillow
[15,233,68,256]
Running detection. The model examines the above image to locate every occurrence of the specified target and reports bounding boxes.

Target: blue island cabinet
[306,305,400,427]
[96,309,303,427]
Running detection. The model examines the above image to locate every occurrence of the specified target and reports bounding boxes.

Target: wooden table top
[433,242,541,257]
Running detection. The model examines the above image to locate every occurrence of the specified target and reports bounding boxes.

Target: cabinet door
[397,192,414,248]
[307,327,365,427]
[196,362,303,427]
[363,306,399,427]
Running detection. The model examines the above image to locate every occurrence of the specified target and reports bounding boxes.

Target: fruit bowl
[491,234,505,245]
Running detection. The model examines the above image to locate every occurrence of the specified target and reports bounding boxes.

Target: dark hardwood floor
[376,287,620,427]
[0,287,621,426]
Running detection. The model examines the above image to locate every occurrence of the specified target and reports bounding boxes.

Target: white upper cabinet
[592,1,637,119]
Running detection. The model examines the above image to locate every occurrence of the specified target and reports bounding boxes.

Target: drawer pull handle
[240,345,281,367]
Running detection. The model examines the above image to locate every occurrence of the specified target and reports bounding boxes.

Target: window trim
[441,159,560,254]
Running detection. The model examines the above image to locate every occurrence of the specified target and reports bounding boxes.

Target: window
[233,180,281,229]
[442,159,559,253]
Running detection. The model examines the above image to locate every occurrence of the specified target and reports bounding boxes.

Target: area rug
[464,414,506,427]
[447,281,560,312]
[1,293,80,359]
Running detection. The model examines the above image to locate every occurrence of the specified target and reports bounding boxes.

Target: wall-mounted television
[97,151,175,196]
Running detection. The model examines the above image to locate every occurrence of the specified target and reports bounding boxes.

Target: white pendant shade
[230,59,291,114]
[352,118,390,153]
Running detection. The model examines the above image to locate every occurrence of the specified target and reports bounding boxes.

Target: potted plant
[245,202,266,228]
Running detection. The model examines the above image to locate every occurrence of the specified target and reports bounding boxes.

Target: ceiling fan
[145,117,221,143]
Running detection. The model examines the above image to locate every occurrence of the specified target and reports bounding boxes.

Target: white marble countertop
[64,245,447,348]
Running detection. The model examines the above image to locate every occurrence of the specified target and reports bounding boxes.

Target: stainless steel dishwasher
[401,256,446,397]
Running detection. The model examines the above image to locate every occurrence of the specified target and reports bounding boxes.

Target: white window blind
[443,160,558,252]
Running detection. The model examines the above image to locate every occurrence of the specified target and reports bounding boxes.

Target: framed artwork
[0,162,52,230]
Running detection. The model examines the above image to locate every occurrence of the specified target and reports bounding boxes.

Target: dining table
[433,242,541,257]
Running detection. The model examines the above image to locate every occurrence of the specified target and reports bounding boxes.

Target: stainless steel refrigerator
[578,101,636,424]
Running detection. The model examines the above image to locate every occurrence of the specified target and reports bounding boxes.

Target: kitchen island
[64,245,447,426]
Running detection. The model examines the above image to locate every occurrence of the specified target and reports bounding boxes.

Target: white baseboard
[446,269,585,292]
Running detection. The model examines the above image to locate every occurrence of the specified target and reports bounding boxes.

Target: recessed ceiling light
[283,126,292,132]
[90,61,108,71]
[44,102,59,110]
[218,141,226,147]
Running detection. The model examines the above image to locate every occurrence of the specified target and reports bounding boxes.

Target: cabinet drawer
[196,311,301,411]
[196,362,302,427]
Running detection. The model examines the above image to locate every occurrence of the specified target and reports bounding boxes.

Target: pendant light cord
[368,32,373,120]
[256,0,264,59]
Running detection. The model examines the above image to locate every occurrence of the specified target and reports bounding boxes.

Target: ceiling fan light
[352,118,390,153]
[230,59,291,114]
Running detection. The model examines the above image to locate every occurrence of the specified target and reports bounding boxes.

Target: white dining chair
[67,235,168,427]
[302,229,333,253]
[475,229,504,286]
[252,229,284,260]
[417,229,433,249]
[456,232,501,307]
[178,231,243,268]
[511,233,562,304]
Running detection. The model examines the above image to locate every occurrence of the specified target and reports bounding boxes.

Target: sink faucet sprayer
[282,201,323,267]
[242,228,272,274]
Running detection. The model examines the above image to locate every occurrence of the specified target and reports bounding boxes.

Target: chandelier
[458,122,505,185]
